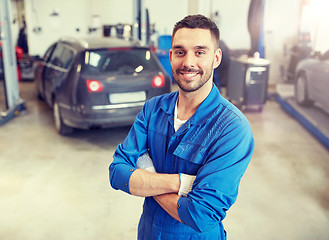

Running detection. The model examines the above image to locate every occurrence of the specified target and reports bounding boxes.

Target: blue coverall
[109,84,254,239]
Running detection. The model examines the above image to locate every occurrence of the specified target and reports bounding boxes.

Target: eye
[196,51,206,56]
[175,50,185,56]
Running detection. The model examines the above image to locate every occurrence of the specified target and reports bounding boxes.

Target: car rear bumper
[60,102,144,129]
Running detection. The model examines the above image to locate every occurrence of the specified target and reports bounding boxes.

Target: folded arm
[129,169,180,197]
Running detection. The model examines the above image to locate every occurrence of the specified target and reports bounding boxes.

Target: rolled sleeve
[177,188,228,233]
[109,163,137,194]
[177,196,194,227]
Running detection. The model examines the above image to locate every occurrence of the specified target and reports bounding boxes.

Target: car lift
[275,93,329,150]
[0,0,26,127]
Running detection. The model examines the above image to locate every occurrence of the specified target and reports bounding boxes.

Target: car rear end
[66,46,171,129]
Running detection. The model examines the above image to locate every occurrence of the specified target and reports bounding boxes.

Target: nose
[182,52,196,68]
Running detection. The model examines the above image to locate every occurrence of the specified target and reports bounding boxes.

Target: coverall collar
[160,83,221,126]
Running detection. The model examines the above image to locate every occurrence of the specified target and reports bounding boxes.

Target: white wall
[263,0,300,84]
[90,0,133,25]
[145,0,189,36]
[200,0,251,50]
[24,0,91,56]
[300,0,329,53]
[314,14,329,52]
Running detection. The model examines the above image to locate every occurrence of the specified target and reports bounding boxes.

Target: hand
[178,173,196,196]
[136,151,156,173]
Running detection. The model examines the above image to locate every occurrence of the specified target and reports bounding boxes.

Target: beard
[172,65,214,93]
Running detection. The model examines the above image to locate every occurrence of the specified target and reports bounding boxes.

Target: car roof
[58,37,145,51]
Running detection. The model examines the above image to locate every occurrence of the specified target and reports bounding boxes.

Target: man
[109,14,254,239]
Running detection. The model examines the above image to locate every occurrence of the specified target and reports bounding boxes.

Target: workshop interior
[0,0,328,239]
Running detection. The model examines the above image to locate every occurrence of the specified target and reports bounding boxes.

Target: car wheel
[53,101,73,135]
[295,73,313,106]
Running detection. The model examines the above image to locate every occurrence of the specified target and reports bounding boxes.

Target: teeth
[183,73,197,77]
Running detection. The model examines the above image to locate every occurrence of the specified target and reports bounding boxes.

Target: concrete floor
[0,81,328,240]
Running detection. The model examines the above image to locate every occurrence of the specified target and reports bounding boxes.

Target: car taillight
[86,80,103,92]
[152,74,165,88]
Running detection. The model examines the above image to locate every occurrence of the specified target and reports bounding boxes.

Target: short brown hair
[172,14,220,47]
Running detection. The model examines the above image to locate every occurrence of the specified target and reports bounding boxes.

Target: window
[49,44,75,69]
[61,47,75,69]
[49,45,65,68]
[82,49,159,75]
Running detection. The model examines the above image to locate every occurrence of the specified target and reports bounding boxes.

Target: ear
[213,48,222,69]
[169,49,173,63]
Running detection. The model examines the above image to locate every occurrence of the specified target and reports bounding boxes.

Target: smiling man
[171,28,220,93]
[109,14,254,239]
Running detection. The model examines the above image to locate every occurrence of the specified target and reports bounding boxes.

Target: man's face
[170,28,221,93]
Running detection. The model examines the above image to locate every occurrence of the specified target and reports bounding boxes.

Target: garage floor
[0,81,329,240]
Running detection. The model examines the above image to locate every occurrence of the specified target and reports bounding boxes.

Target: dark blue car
[35,37,171,135]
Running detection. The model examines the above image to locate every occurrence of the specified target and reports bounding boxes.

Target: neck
[176,80,213,120]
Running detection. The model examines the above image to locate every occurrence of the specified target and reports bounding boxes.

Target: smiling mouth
[180,72,199,78]
[177,68,202,79]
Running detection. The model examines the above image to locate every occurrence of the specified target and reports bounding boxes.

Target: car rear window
[82,48,160,75]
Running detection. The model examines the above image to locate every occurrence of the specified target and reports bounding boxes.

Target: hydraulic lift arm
[0,0,26,126]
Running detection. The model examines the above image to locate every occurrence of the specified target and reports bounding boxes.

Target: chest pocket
[173,141,206,165]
